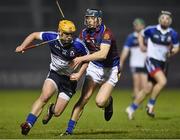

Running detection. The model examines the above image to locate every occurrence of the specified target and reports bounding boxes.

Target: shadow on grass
[53,130,128,137]
[73,130,128,135]
[154,115,180,120]
[155,117,171,120]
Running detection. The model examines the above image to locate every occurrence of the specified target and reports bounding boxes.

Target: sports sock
[66,119,76,134]
[26,113,37,126]
[130,103,138,111]
[148,98,156,106]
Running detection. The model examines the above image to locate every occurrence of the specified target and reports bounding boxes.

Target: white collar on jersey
[57,34,63,46]
[157,24,171,35]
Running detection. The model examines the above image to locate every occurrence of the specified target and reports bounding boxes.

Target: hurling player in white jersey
[126,11,179,120]
[120,18,147,99]
[15,20,89,135]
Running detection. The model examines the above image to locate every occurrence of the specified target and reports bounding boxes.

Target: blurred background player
[126,11,180,120]
[61,9,120,135]
[15,20,89,135]
[120,18,147,99]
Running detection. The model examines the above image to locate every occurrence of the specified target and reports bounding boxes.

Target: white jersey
[146,38,169,62]
[142,25,179,62]
[124,32,146,68]
[130,47,146,67]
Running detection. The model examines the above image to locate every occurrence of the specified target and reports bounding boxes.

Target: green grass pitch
[0,89,180,139]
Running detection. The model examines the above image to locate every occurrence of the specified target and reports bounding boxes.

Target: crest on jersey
[161,35,166,42]
[70,51,75,57]
[153,34,159,39]
[167,36,172,42]
[103,33,110,40]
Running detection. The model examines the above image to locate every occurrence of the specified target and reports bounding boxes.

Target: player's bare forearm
[120,48,129,70]
[78,62,88,76]
[170,47,179,56]
[83,44,110,62]
[138,34,146,52]
[71,44,110,69]
[70,62,88,81]
[15,32,41,53]
[73,43,114,69]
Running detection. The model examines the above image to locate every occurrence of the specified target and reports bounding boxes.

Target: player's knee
[143,82,152,95]
[137,90,146,99]
[133,88,140,97]
[53,111,62,117]
[143,88,151,95]
[159,79,167,87]
[96,99,106,108]
[39,94,50,103]
[74,98,87,110]
[80,96,91,105]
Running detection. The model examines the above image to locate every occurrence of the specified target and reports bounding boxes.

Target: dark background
[0,0,180,89]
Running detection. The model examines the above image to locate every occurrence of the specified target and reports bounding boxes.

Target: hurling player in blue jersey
[120,18,147,99]
[61,9,120,135]
[126,11,179,120]
[15,20,89,135]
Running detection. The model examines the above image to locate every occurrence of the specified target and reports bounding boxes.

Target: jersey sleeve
[101,30,112,45]
[123,34,133,48]
[39,31,58,41]
[74,38,89,56]
[141,26,152,38]
[171,30,180,48]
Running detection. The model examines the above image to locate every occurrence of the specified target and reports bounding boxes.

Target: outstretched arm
[71,44,110,69]
[15,32,41,53]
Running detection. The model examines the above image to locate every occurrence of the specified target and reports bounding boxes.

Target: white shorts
[86,62,119,86]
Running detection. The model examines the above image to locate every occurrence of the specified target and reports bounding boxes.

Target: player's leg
[21,79,56,135]
[126,77,152,120]
[95,82,114,121]
[146,70,167,117]
[139,73,148,90]
[64,76,97,135]
[42,74,77,124]
[42,92,70,124]
[96,65,118,121]
[138,73,148,106]
[54,94,69,116]
[132,73,141,99]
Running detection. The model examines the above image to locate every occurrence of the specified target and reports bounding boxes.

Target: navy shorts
[145,57,167,83]
[131,67,147,74]
[47,70,77,98]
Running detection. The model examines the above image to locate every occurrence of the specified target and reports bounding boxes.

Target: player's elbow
[99,53,107,60]
[31,32,40,40]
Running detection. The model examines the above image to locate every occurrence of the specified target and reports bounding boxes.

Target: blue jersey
[142,25,179,61]
[143,25,179,46]
[124,32,139,48]
[124,32,146,68]
[79,24,119,67]
[40,31,89,75]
